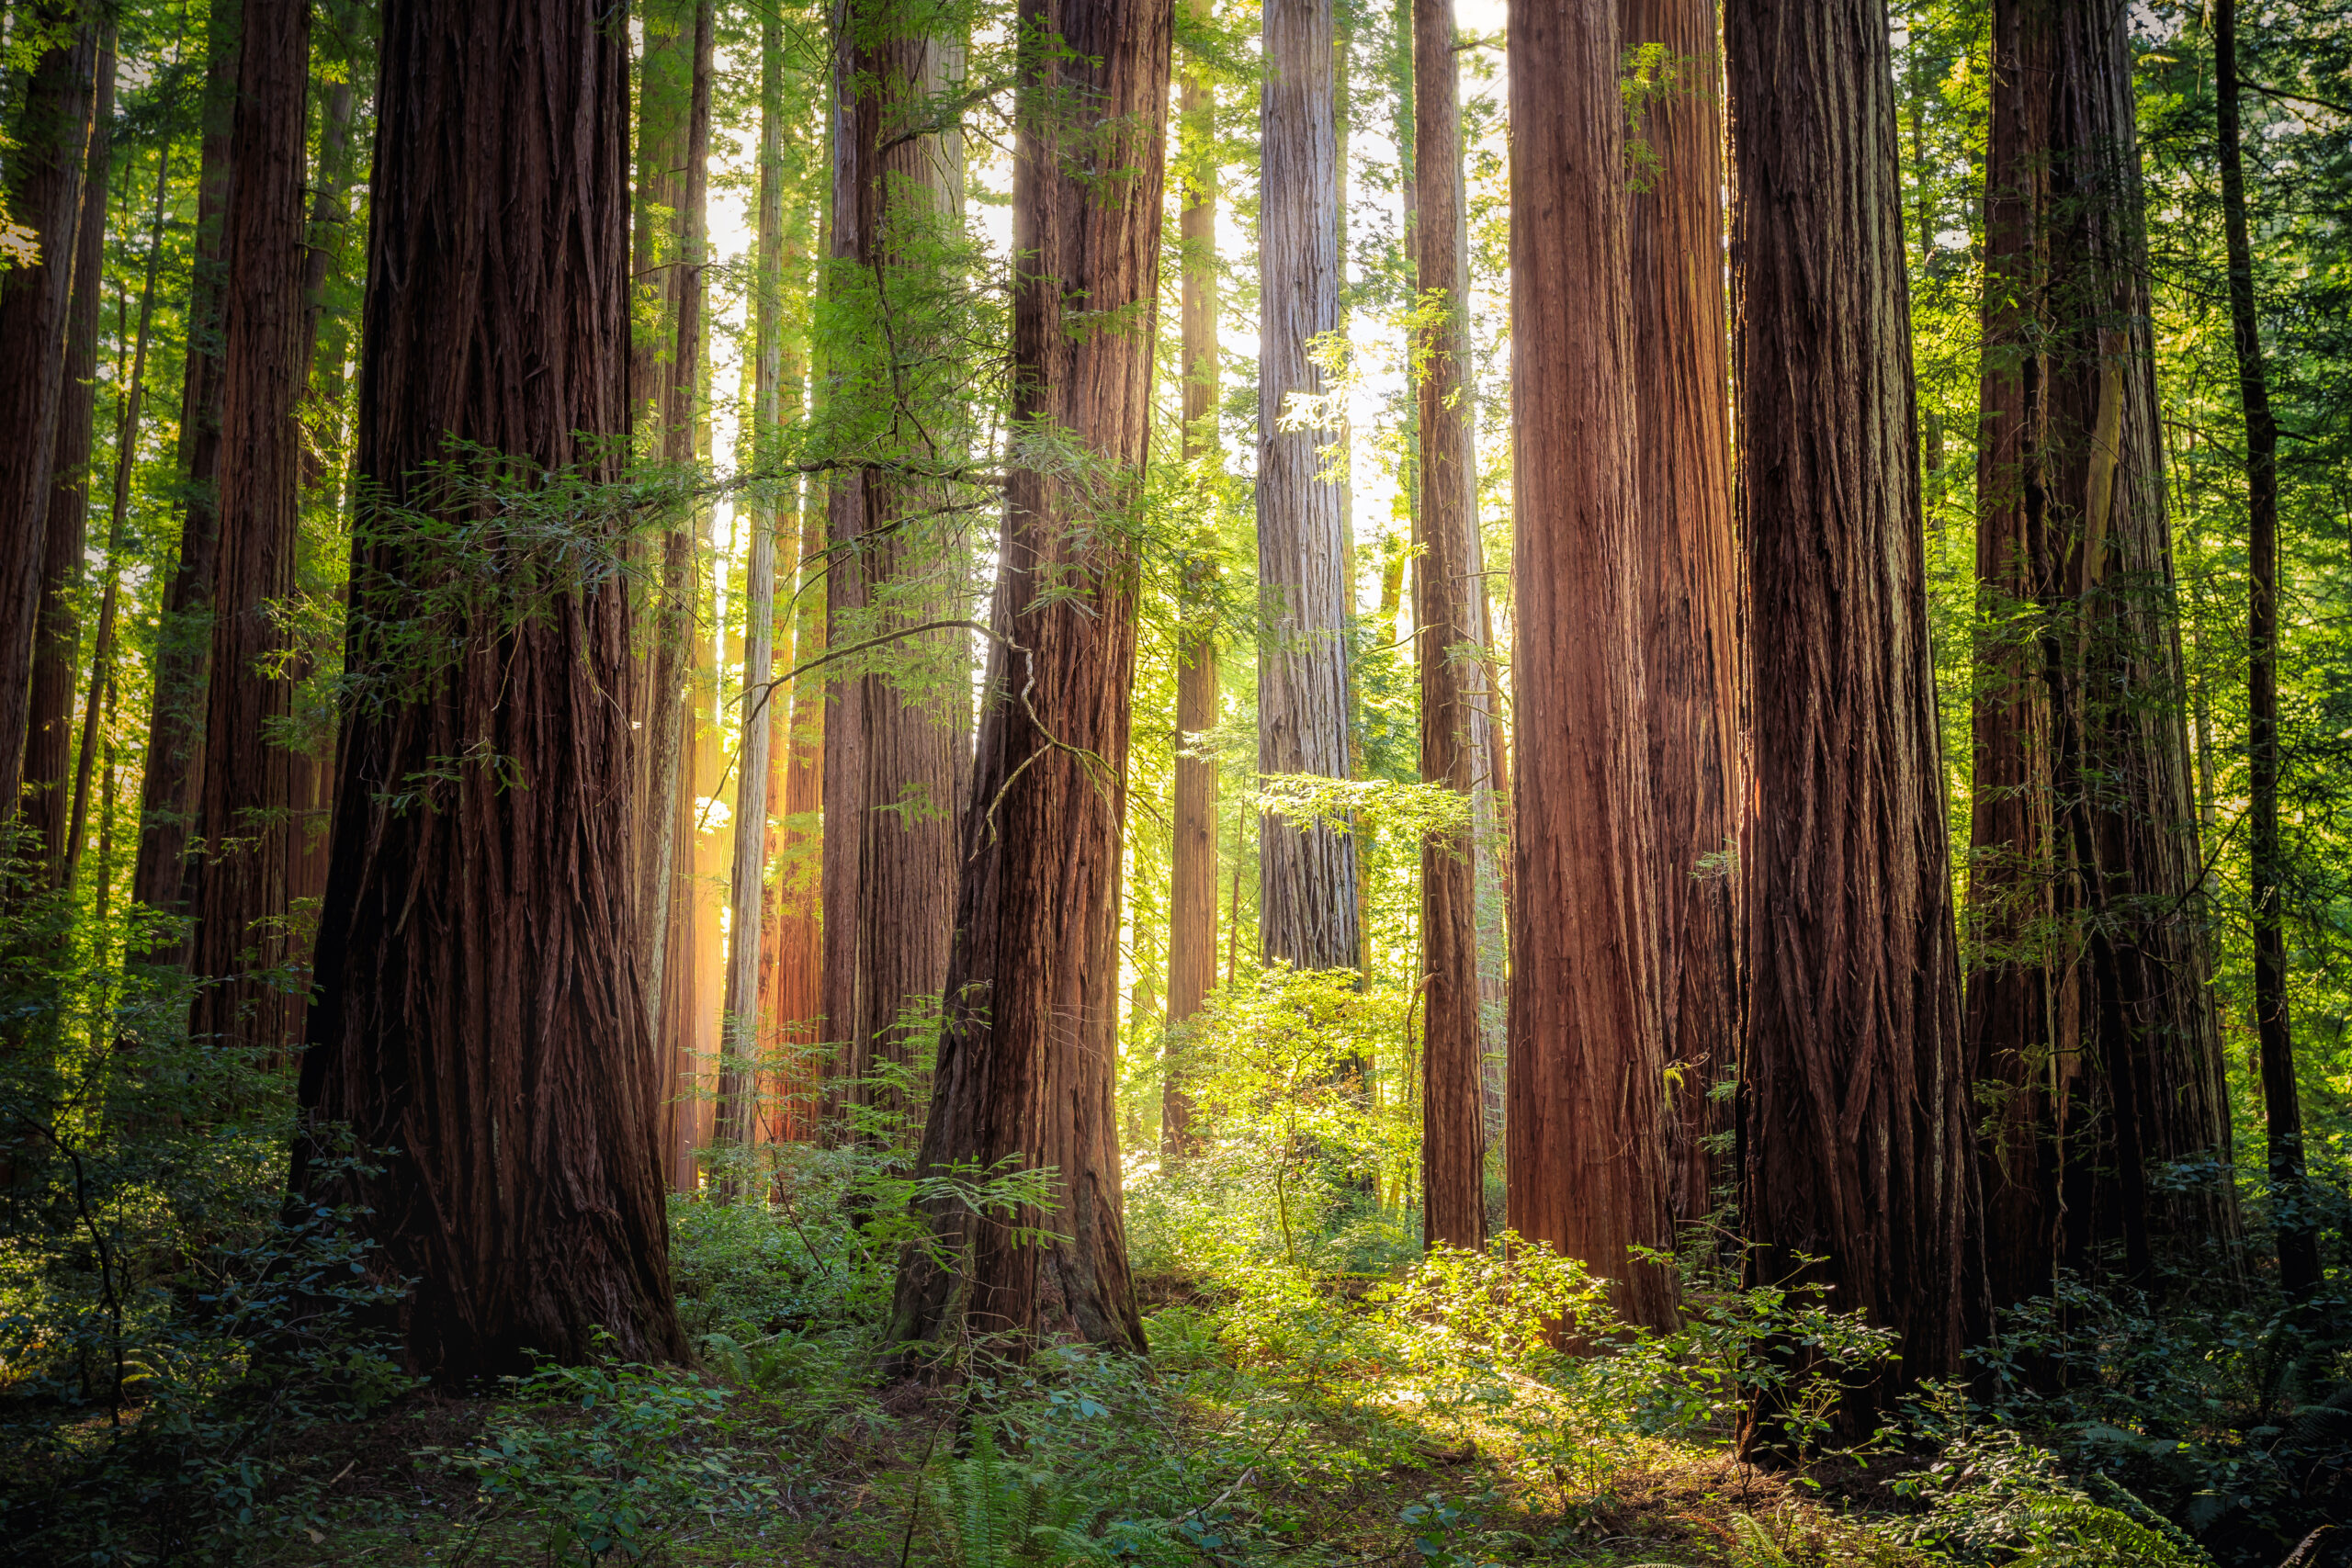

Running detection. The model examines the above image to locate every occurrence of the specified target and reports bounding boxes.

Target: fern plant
[920,1422,1104,1568]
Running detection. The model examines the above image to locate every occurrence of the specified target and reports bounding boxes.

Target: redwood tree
[1967,0,2236,1305]
[0,8,99,836]
[187,0,311,1057]
[1413,0,1485,1254]
[1257,0,1358,972]
[1623,0,1740,1231]
[1726,0,1979,1423]
[888,0,1170,1357]
[295,0,687,1379]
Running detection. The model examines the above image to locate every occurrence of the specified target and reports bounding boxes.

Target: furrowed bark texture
[1968,0,2235,1307]
[1504,0,1672,1328]
[188,0,310,1058]
[2216,0,2318,1299]
[821,0,967,1136]
[1726,0,1978,1425]
[1257,0,1359,972]
[1414,0,1486,1254]
[887,0,1170,1357]
[132,3,239,930]
[0,9,98,834]
[1164,0,1218,1156]
[295,0,686,1381]
[1623,0,1740,1231]
[26,44,112,881]
[763,478,825,1141]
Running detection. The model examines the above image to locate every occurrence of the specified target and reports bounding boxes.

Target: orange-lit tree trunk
[1503,0,1671,1328]
[1726,0,1978,1429]
[297,0,685,1380]
[1257,0,1358,972]
[0,9,98,837]
[1163,0,1218,1156]
[132,4,237,934]
[1968,0,2236,1308]
[1623,0,1740,1232]
[821,0,967,1138]
[763,467,825,1141]
[25,42,112,883]
[187,0,310,1058]
[888,0,1170,1357]
[1413,0,1485,1254]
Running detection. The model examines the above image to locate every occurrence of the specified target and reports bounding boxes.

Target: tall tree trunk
[132,3,239,933]
[26,39,112,883]
[187,0,310,1059]
[821,0,967,1137]
[2216,0,2319,1301]
[763,446,825,1140]
[1623,0,1740,1235]
[1725,0,1978,1432]
[295,0,686,1381]
[1164,0,1219,1156]
[1968,0,2237,1308]
[1258,0,1359,972]
[0,7,98,837]
[1503,0,1670,1327]
[887,0,1170,1358]
[1413,0,1485,1254]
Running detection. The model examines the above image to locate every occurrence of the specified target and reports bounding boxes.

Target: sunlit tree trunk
[1164,0,1219,1156]
[1257,0,1359,972]
[1413,0,1486,1254]
[296,0,686,1381]
[0,8,98,837]
[888,0,1170,1358]
[1726,0,1979,1433]
[187,0,309,1059]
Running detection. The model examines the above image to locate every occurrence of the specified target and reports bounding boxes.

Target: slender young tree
[2215,0,2319,1300]
[0,8,99,835]
[1413,0,1485,1253]
[187,0,310,1057]
[132,1,239,932]
[1623,0,1740,1230]
[1726,0,1979,1429]
[888,0,1171,1358]
[1504,0,1671,1328]
[1967,0,2237,1305]
[820,0,969,1137]
[26,39,113,882]
[295,0,687,1380]
[1258,0,1358,972]
[1164,0,1219,1156]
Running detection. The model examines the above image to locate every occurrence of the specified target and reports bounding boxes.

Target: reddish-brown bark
[295,0,686,1380]
[1623,0,1741,1232]
[1413,0,1486,1255]
[187,0,310,1059]
[0,10,99,838]
[887,0,1170,1357]
[1726,0,1979,1427]
[1504,0,1672,1329]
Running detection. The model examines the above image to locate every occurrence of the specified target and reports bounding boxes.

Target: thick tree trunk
[295,0,686,1381]
[26,43,112,882]
[1623,0,1740,1234]
[0,9,98,836]
[887,0,1170,1359]
[187,0,309,1059]
[1968,0,2237,1308]
[1164,0,1218,1156]
[2216,0,2319,1300]
[132,6,239,931]
[1413,0,1485,1254]
[1726,0,1978,1431]
[1503,0,1671,1328]
[763,458,825,1140]
[821,0,967,1137]
[1257,0,1359,972]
